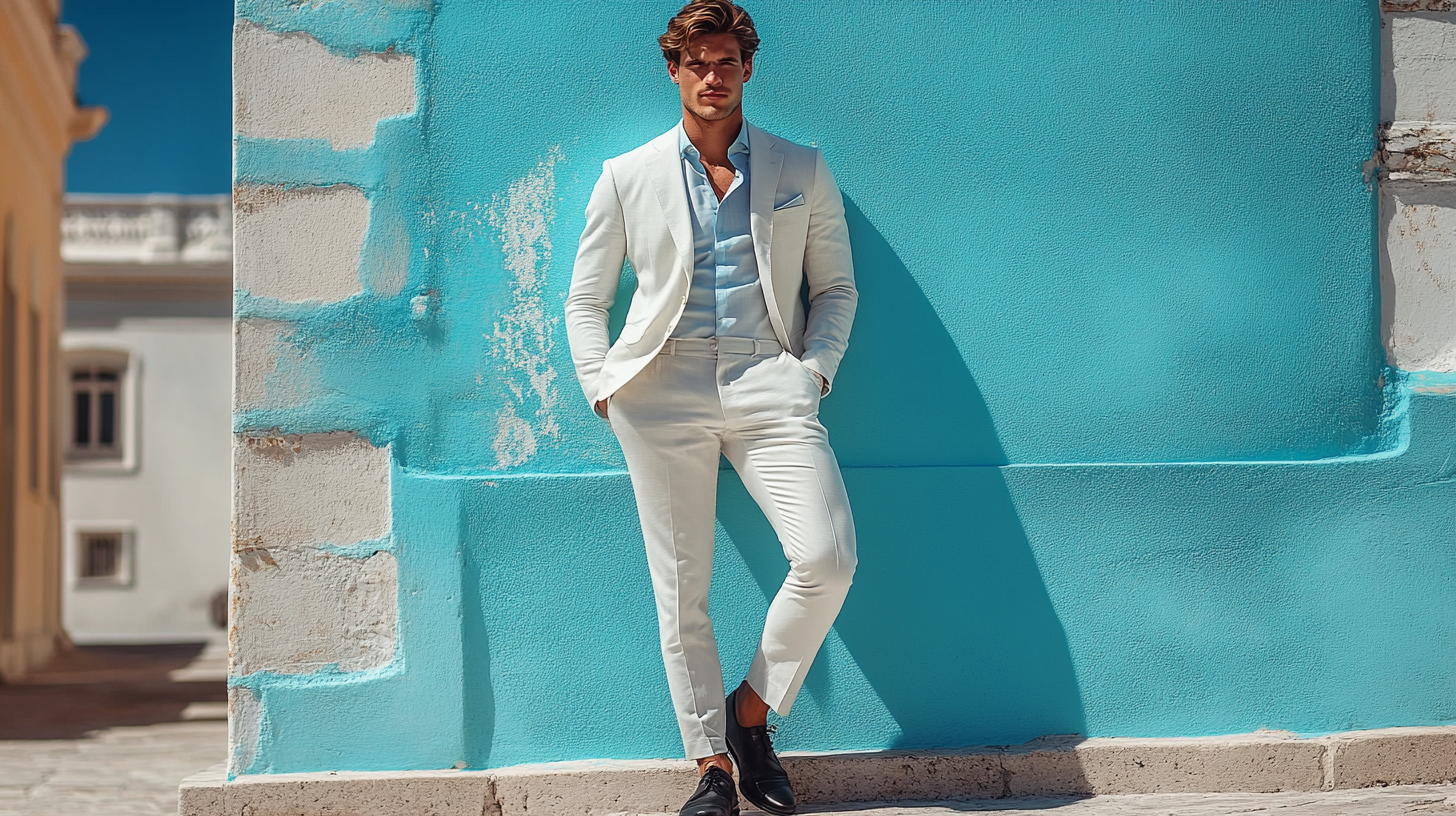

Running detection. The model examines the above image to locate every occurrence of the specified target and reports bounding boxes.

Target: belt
[659,337,783,357]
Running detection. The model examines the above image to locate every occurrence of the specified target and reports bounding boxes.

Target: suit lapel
[747,123,789,346]
[648,133,695,284]
[748,124,783,284]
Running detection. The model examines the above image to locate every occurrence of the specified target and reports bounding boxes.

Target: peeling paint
[1382,0,1455,12]
[1381,122,1456,182]
[237,546,279,571]
[487,149,563,469]
[235,317,315,411]
[228,686,262,777]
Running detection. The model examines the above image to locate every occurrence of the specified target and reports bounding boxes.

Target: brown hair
[659,0,760,65]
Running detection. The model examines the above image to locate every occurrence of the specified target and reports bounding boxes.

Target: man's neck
[681,107,743,165]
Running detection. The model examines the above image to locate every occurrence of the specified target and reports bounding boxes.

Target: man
[565,2,856,814]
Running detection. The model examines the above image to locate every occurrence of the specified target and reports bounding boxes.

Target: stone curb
[179,725,1456,816]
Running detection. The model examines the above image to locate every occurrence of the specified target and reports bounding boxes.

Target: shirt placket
[716,160,745,336]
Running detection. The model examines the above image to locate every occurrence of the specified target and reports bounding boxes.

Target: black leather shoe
[681,765,739,816]
[724,688,797,815]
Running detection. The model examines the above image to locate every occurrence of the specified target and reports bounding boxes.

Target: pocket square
[773,193,805,211]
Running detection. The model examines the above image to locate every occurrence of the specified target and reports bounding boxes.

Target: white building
[60,194,232,644]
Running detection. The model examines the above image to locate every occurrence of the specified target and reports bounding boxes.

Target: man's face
[668,32,752,122]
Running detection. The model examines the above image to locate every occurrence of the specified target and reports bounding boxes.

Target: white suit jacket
[565,122,857,413]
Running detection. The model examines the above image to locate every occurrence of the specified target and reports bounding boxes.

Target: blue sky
[62,0,232,194]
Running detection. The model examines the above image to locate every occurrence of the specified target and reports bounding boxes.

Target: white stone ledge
[179,725,1456,816]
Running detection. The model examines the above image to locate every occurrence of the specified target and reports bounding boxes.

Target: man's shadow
[717,198,1087,748]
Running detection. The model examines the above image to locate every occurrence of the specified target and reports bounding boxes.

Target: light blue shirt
[670,121,777,340]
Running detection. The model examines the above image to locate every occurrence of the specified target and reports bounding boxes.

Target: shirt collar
[678,120,750,159]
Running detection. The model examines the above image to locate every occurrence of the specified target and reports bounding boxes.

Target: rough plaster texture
[227,0,1456,780]
[231,546,397,676]
[234,20,414,150]
[228,0,1395,471]
[1384,122,1456,183]
[784,752,1004,803]
[181,726,1456,816]
[1383,10,1456,123]
[234,184,369,303]
[1325,727,1456,789]
[229,687,262,777]
[233,431,390,550]
[1001,733,1325,796]
[235,317,313,411]
[183,765,489,816]
[1382,184,1456,371]
[491,760,692,815]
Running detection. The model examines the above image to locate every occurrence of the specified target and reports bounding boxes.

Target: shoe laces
[704,765,734,794]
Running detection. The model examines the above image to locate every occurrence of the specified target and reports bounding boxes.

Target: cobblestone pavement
[0,721,226,816]
[0,644,228,815]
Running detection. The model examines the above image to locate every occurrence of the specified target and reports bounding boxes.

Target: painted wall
[228,0,1456,776]
[60,194,233,644]
[0,0,103,679]
[62,317,232,643]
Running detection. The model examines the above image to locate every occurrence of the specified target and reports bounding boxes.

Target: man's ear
[742,56,752,83]
[668,59,680,83]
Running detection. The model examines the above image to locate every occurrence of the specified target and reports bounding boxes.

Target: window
[70,364,122,456]
[72,527,133,587]
[80,532,121,579]
[63,349,133,468]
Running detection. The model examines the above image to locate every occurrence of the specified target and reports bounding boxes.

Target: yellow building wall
[0,0,103,679]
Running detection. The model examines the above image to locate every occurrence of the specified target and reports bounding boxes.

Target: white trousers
[608,339,857,759]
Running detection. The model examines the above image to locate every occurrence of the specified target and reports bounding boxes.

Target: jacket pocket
[773,193,805,211]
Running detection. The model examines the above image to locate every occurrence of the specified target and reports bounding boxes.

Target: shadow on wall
[717,198,1088,749]
[816,200,1007,468]
[451,198,1087,768]
[460,498,496,771]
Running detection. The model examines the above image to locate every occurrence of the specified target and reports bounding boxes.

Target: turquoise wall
[232,0,1456,774]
